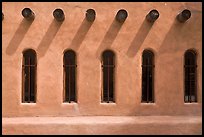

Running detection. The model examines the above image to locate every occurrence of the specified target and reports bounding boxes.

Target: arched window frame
[22,49,37,103]
[184,49,197,103]
[141,49,155,103]
[63,49,77,103]
[101,50,115,103]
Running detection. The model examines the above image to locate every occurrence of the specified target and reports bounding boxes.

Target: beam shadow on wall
[69,18,93,51]
[95,19,123,58]
[158,18,193,55]
[6,19,33,55]
[126,19,153,58]
[37,20,63,58]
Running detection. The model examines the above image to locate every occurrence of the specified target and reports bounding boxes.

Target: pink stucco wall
[2,2,202,135]
[2,2,202,117]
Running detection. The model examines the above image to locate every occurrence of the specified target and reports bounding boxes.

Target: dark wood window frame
[101,50,115,103]
[184,49,197,103]
[141,49,154,103]
[63,49,77,103]
[22,49,37,103]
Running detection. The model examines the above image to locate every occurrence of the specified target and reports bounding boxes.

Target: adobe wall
[2,2,202,117]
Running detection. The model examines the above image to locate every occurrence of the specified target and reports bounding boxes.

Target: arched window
[63,50,77,103]
[102,50,115,103]
[142,50,154,103]
[22,49,37,103]
[184,49,197,103]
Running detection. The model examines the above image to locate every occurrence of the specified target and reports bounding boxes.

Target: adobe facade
[2,2,202,135]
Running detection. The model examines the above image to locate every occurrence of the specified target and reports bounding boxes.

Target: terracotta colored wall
[2,2,202,117]
[2,116,202,135]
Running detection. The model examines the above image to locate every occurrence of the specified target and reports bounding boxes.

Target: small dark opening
[184,50,197,103]
[22,49,37,103]
[142,50,154,103]
[102,50,115,103]
[182,9,191,20]
[64,50,77,103]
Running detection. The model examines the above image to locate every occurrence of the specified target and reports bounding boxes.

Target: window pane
[64,50,77,103]
[184,50,197,103]
[102,50,115,103]
[22,49,36,103]
[142,50,154,103]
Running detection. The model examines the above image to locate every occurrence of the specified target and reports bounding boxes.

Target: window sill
[100,102,116,105]
[20,103,36,105]
[184,102,199,105]
[140,102,156,105]
[62,102,78,105]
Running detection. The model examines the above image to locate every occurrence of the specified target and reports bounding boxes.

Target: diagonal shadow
[37,20,63,58]
[69,18,93,51]
[126,19,153,58]
[95,19,123,58]
[6,19,33,55]
[158,19,187,54]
